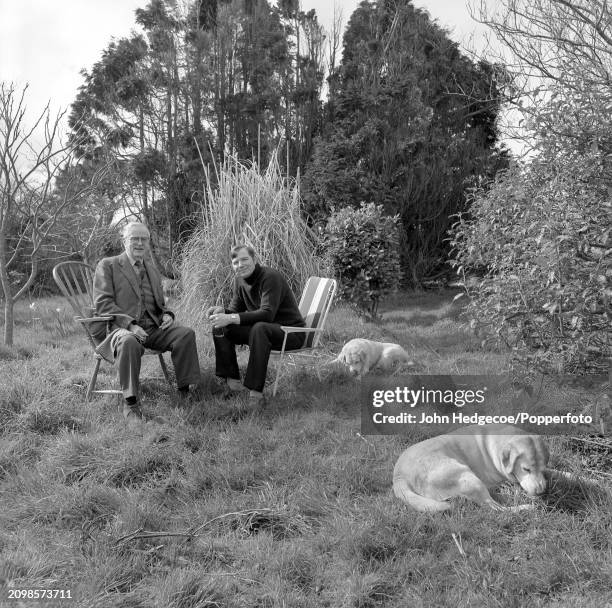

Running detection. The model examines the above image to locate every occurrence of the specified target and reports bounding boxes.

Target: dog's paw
[506,503,538,512]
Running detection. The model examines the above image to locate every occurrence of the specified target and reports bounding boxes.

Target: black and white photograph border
[0,1,611,607]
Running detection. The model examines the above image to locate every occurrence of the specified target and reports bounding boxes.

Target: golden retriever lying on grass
[333,338,413,379]
[393,424,549,512]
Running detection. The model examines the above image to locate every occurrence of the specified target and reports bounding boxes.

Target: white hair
[122,221,150,239]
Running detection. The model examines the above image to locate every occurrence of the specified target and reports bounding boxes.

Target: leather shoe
[248,393,266,411]
[222,381,247,400]
[123,401,144,425]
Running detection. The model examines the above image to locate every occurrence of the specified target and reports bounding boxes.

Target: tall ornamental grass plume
[177,151,326,334]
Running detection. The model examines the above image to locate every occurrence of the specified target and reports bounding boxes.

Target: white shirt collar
[125,252,143,267]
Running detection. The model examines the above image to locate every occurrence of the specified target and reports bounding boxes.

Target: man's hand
[130,323,148,342]
[210,313,238,329]
[206,305,224,318]
[160,313,174,330]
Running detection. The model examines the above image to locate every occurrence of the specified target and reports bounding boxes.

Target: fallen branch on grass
[114,508,278,546]
[583,468,612,479]
[569,436,611,449]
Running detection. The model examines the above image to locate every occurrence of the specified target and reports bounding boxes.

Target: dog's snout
[521,474,547,496]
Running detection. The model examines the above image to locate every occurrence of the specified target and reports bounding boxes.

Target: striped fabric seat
[52,261,171,402]
[270,276,337,396]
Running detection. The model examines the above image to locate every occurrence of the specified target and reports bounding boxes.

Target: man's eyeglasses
[127,236,150,243]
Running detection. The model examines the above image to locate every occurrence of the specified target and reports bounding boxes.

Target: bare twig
[569,436,611,449]
[114,508,277,546]
[452,533,467,557]
[356,432,376,448]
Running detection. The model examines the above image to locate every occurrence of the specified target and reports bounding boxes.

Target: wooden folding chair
[270,276,337,396]
[52,261,171,401]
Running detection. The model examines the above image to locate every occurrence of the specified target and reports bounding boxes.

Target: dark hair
[230,244,256,259]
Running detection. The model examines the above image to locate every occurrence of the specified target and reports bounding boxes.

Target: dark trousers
[114,325,201,399]
[213,322,305,392]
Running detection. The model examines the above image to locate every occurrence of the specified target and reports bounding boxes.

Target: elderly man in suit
[93,221,201,422]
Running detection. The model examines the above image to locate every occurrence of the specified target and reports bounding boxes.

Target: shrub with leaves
[450,144,611,375]
[322,203,401,317]
[451,0,612,376]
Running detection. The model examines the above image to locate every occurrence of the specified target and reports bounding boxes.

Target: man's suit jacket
[92,252,173,340]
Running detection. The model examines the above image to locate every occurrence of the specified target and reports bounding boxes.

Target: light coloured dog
[393,424,549,512]
[334,338,413,378]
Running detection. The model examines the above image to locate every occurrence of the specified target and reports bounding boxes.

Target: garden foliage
[303,0,507,284]
[322,203,401,317]
[451,92,611,374]
[69,0,326,259]
[450,0,612,376]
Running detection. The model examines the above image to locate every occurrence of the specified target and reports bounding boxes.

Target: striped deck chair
[52,261,171,402]
[270,276,337,396]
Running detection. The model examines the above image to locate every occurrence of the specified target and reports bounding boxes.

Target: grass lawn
[0,291,611,608]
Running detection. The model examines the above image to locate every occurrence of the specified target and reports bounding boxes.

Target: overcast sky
[0,0,491,119]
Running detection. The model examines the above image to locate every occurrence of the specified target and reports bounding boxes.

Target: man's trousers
[114,325,201,399]
[213,322,305,392]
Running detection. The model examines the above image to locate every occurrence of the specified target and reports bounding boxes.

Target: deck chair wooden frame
[270,276,337,396]
[52,261,171,401]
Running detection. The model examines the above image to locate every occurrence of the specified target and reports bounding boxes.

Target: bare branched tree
[470,0,612,151]
[473,0,612,85]
[326,3,343,78]
[0,82,108,345]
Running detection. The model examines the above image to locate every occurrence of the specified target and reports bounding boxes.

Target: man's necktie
[134,260,145,283]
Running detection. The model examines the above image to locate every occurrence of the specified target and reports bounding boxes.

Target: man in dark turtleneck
[206,245,305,408]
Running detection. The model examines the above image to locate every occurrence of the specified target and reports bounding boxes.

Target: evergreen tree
[68,0,325,265]
[303,0,507,284]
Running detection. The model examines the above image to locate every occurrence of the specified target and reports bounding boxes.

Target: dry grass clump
[177,151,327,334]
[41,430,185,489]
[542,470,612,513]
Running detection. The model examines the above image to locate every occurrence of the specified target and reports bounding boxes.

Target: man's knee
[173,325,196,347]
[251,322,271,336]
[180,326,196,340]
[116,334,143,356]
[249,322,271,343]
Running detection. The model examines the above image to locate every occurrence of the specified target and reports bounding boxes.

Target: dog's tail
[393,477,451,512]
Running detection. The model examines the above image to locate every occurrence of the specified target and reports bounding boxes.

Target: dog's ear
[529,435,549,468]
[334,352,346,365]
[501,443,518,475]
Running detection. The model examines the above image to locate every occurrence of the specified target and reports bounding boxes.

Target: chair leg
[315,358,323,382]
[273,352,285,397]
[158,353,172,386]
[87,358,102,402]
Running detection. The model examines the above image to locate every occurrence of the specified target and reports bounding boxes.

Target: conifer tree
[303,0,507,284]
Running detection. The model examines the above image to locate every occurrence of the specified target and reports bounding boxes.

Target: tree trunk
[3,298,14,346]
[139,108,148,215]
[0,228,14,345]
